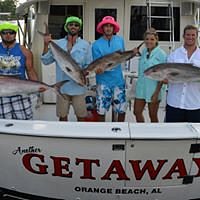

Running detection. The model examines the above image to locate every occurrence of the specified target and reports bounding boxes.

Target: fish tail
[44,22,49,35]
[81,70,88,86]
[51,80,69,100]
[137,41,144,49]
[37,30,45,36]
[37,22,49,36]
[82,68,88,76]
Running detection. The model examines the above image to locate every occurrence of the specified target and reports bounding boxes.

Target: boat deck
[33,100,166,122]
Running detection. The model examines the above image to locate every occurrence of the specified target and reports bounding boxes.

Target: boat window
[95,8,117,40]
[48,5,83,39]
[129,6,180,41]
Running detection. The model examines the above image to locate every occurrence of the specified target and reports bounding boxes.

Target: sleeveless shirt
[0,43,26,79]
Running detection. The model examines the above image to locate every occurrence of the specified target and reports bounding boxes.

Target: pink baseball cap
[96,16,120,34]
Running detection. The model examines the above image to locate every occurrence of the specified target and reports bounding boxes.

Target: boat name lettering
[12,146,41,155]
[21,153,200,181]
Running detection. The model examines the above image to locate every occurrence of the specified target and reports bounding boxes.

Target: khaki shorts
[56,94,87,118]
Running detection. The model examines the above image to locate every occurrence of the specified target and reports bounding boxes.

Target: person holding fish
[41,16,92,121]
[133,28,167,122]
[92,16,128,122]
[0,22,39,120]
[165,25,200,122]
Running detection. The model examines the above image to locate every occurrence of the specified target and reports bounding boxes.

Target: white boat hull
[0,119,200,199]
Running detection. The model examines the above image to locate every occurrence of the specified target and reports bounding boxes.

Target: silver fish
[38,23,85,86]
[0,75,68,99]
[84,42,144,73]
[144,63,200,83]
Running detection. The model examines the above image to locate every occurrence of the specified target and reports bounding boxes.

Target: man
[92,16,127,122]
[0,22,38,120]
[41,16,92,121]
[165,25,200,122]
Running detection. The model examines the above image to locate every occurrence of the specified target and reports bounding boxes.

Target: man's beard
[2,38,16,45]
[68,31,78,36]
[104,31,113,37]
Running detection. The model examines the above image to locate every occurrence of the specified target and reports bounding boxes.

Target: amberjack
[144,63,200,83]
[84,42,144,73]
[0,75,68,99]
[38,23,85,86]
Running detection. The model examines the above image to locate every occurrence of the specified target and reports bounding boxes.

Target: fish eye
[108,63,114,67]
[170,72,179,76]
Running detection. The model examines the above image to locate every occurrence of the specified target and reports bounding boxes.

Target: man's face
[67,22,80,35]
[102,24,114,36]
[183,29,197,47]
[0,29,16,44]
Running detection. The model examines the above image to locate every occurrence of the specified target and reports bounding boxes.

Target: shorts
[96,84,127,115]
[56,94,87,118]
[0,95,33,120]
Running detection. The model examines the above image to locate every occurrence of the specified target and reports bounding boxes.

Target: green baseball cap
[64,16,82,32]
[0,22,19,32]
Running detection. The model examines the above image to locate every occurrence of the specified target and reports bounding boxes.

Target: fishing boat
[1,119,200,200]
[0,0,200,199]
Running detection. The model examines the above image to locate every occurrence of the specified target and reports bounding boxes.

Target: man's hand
[162,79,168,84]
[44,34,52,46]
[132,47,141,56]
[42,34,52,55]
[39,87,46,92]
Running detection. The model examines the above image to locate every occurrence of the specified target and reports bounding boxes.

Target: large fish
[38,23,85,86]
[144,63,200,83]
[84,42,144,73]
[0,75,68,99]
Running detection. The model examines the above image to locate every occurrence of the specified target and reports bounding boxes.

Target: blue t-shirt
[41,37,92,96]
[92,35,125,87]
[0,43,26,79]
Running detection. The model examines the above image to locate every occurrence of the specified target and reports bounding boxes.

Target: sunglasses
[1,30,16,35]
[68,23,80,27]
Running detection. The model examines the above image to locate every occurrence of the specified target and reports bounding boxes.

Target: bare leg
[77,117,86,122]
[133,99,146,122]
[118,112,126,122]
[59,116,68,121]
[148,102,160,122]
[98,114,105,122]
[112,109,115,122]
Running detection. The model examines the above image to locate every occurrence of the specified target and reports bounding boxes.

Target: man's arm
[20,45,38,81]
[42,34,52,55]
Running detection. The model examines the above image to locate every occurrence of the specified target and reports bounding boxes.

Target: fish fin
[37,30,45,36]
[82,69,89,76]
[80,70,87,86]
[65,66,73,72]
[137,41,144,49]
[107,62,114,67]
[65,53,81,70]
[37,22,49,36]
[104,62,117,71]
[105,69,114,72]
[115,50,123,54]
[51,80,69,100]
[44,22,49,35]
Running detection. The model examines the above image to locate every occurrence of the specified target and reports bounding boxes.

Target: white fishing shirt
[167,46,200,110]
